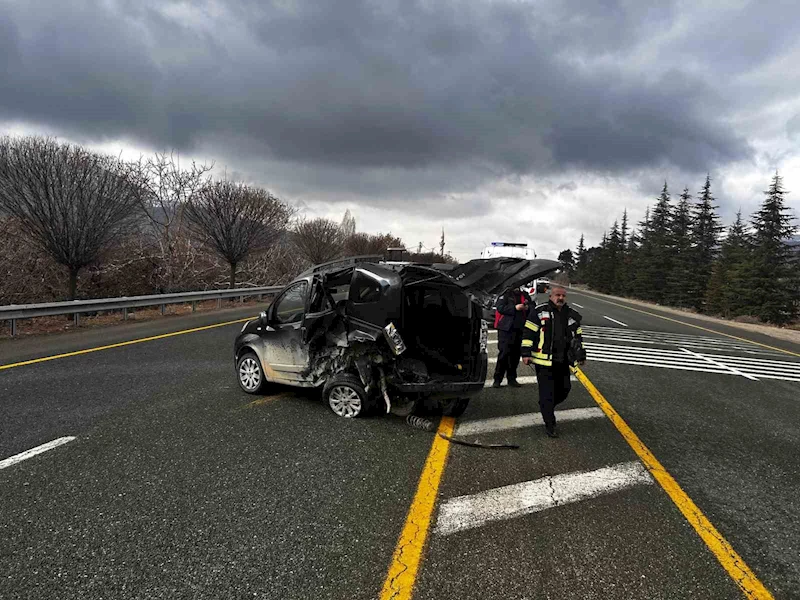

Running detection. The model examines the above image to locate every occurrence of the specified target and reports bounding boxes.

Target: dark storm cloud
[0,0,758,179]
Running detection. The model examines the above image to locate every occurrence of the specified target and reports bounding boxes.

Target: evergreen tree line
[566,173,799,325]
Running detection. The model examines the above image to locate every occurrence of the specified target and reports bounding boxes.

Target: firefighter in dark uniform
[521,284,586,437]
[492,286,532,388]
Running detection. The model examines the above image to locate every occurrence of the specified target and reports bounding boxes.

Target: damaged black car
[234,255,559,418]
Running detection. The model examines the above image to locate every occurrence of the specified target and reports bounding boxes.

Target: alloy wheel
[328,385,362,417]
[239,356,262,391]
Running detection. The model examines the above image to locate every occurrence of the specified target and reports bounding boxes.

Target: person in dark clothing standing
[521,284,586,437]
[492,286,532,388]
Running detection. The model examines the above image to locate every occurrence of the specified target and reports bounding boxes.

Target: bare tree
[131,152,213,292]
[292,217,345,265]
[343,232,404,256]
[185,181,294,288]
[0,136,141,299]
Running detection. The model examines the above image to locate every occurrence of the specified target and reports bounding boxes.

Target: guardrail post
[217,298,221,309]
[160,304,165,315]
[123,307,128,321]
[10,319,16,336]
[192,301,197,313]
[257,294,262,302]
[74,313,80,328]
[240,295,244,303]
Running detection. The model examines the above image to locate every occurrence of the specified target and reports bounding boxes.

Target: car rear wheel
[441,397,470,417]
[323,373,371,418]
[237,351,267,394]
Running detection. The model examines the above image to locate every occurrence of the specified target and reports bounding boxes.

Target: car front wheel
[323,373,371,418]
[237,351,267,394]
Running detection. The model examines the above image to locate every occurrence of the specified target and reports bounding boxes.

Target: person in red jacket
[492,286,532,388]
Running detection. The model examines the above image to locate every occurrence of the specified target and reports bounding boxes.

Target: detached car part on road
[234,255,559,418]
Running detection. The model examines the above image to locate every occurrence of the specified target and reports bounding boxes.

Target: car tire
[237,351,267,394]
[441,397,470,417]
[323,373,371,418]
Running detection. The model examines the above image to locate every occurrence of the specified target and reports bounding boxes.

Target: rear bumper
[391,353,488,395]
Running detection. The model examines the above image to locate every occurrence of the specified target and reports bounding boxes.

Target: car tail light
[480,319,488,352]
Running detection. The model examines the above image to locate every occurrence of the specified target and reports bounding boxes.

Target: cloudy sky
[2,0,799,260]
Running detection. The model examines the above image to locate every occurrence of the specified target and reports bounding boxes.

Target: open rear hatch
[441,257,562,308]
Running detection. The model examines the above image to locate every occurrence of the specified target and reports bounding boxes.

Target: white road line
[435,461,653,536]
[485,376,538,385]
[707,353,800,369]
[587,356,729,374]
[583,326,781,355]
[0,437,77,470]
[484,371,578,383]
[680,348,758,381]
[456,407,604,436]
[488,339,497,345]
[602,316,628,327]
[572,303,584,309]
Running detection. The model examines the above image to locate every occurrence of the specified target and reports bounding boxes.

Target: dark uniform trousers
[494,329,523,384]
[534,362,572,427]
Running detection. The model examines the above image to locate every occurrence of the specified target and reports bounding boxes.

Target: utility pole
[439,228,445,257]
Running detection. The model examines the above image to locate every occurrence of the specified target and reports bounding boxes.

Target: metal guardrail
[1,286,283,336]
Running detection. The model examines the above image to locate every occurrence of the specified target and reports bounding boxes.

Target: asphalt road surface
[1,290,798,599]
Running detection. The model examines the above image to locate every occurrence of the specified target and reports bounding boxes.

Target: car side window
[273,282,308,325]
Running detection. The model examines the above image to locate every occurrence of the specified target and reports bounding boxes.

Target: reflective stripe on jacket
[520,302,585,367]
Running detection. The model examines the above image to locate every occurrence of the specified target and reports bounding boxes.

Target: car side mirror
[260,310,276,331]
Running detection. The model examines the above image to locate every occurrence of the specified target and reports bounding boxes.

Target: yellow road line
[379,416,455,600]
[572,290,800,358]
[574,367,774,599]
[0,317,254,371]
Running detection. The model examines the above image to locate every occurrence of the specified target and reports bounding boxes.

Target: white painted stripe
[435,461,652,536]
[585,342,707,357]
[680,348,758,381]
[753,373,800,382]
[572,303,584,309]
[485,372,578,383]
[602,316,628,327]
[707,353,800,368]
[485,376,538,385]
[488,339,497,345]
[725,363,800,376]
[583,325,769,347]
[588,354,714,368]
[456,407,604,436]
[0,437,77,470]
[587,356,729,374]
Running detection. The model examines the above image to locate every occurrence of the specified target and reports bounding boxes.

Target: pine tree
[587,233,609,291]
[746,172,798,323]
[635,184,672,302]
[631,208,652,299]
[688,175,723,310]
[705,211,752,317]
[665,187,694,307]
[617,210,631,292]
[606,221,623,294]
[558,249,576,279]
[575,234,587,283]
